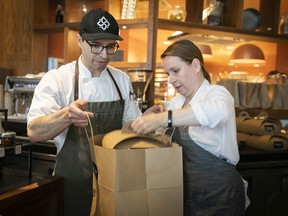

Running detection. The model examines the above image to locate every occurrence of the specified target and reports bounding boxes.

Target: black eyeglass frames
[85,40,119,55]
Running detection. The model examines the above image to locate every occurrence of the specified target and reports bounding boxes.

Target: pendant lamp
[230,44,265,64]
[197,44,212,58]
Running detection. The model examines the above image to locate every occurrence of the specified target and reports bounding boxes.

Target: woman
[131,39,245,215]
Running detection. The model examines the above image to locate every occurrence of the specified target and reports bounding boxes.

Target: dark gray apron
[172,126,245,216]
[54,61,124,216]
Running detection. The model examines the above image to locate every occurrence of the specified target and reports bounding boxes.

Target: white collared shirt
[27,57,141,153]
[168,79,240,165]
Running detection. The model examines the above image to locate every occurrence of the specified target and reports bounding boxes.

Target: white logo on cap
[97,16,110,30]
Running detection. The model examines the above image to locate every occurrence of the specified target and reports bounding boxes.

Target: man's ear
[77,34,83,47]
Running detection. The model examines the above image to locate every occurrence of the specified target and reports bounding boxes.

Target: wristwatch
[168,110,172,128]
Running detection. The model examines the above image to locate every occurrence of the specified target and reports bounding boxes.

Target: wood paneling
[64,28,81,63]
[276,42,288,72]
[32,32,48,73]
[185,0,203,23]
[224,0,243,28]
[33,0,49,24]
[259,0,281,34]
[0,0,33,76]
[48,33,64,59]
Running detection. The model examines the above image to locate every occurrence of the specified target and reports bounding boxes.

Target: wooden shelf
[31,0,288,108]
[34,18,288,43]
[33,19,150,33]
[158,19,288,43]
[34,22,80,33]
[110,62,149,70]
[235,108,288,119]
[118,19,149,29]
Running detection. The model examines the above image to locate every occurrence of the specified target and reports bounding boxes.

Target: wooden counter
[0,169,63,216]
[237,146,288,216]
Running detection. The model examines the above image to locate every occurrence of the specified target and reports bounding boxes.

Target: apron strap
[74,59,79,100]
[107,67,124,102]
[85,114,98,178]
[74,61,124,102]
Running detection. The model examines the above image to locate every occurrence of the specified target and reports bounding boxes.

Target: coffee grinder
[127,69,153,111]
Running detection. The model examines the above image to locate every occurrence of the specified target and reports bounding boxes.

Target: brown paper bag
[238,82,271,109]
[267,83,288,110]
[91,134,183,216]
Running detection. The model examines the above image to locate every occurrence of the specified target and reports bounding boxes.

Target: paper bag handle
[84,114,98,178]
[84,115,101,215]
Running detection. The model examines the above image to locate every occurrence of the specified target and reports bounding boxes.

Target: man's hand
[68,99,94,127]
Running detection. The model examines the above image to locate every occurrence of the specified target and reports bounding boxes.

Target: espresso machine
[127,69,153,111]
[3,76,41,135]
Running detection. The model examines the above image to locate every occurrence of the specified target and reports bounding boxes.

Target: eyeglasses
[85,40,119,55]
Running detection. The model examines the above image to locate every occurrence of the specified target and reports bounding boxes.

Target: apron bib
[54,61,124,216]
[172,126,245,216]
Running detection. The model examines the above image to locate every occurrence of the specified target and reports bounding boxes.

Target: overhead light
[197,44,212,58]
[171,31,184,37]
[168,32,189,40]
[163,41,171,45]
[230,44,265,64]
[226,46,234,50]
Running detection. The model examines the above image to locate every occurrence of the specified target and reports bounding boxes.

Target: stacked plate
[242,8,262,31]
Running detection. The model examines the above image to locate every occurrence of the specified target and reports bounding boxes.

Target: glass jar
[168,5,186,22]
[207,0,225,26]
[279,15,288,35]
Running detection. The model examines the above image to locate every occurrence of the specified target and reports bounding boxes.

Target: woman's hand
[67,99,94,127]
[131,112,165,134]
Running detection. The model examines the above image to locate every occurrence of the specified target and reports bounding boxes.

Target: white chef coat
[168,79,240,165]
[27,57,141,153]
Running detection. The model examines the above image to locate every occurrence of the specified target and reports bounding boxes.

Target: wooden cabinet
[0,173,63,216]
[31,0,288,106]
[237,149,288,216]
[32,0,105,72]
[239,167,288,216]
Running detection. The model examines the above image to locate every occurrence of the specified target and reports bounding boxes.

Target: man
[27,8,141,216]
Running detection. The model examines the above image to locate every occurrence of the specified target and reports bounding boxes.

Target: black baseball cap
[79,8,123,41]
